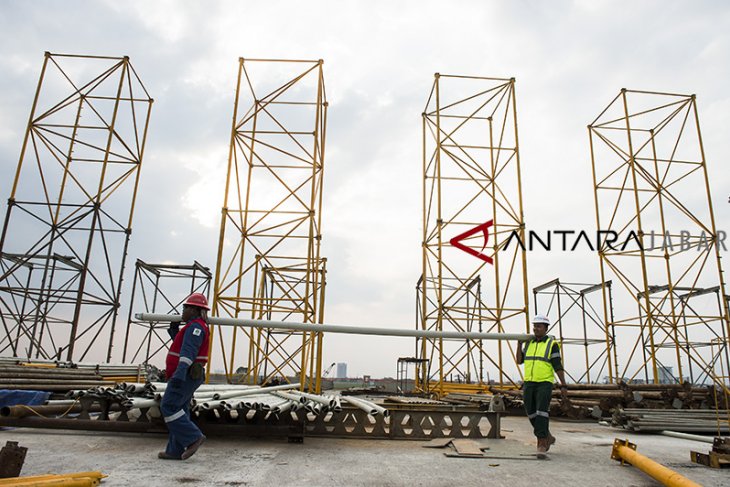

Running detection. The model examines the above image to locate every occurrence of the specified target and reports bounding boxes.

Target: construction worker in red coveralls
[515,314,568,459]
[158,292,210,460]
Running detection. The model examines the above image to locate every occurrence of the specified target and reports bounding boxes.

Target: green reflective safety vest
[523,336,560,383]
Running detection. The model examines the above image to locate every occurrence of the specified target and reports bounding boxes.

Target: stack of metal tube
[53,382,389,419]
[487,382,721,419]
[0,358,392,420]
[0,364,113,392]
[613,408,730,433]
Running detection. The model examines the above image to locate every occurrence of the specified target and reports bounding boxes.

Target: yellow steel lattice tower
[210,58,327,392]
[589,90,730,397]
[418,74,529,395]
[0,53,153,362]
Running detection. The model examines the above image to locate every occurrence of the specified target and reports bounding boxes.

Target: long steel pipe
[210,384,298,400]
[136,313,532,341]
[273,391,307,404]
[292,390,335,408]
[660,431,716,444]
[0,403,118,418]
[342,396,389,417]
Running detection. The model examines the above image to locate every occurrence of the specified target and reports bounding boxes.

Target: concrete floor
[1,416,727,486]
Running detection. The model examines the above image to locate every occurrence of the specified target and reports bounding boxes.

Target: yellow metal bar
[0,471,105,486]
[208,57,244,382]
[419,111,428,392]
[8,53,50,200]
[611,439,701,487]
[510,78,530,339]
[620,89,659,384]
[6,479,96,487]
[648,128,684,383]
[487,115,504,386]
[434,73,444,398]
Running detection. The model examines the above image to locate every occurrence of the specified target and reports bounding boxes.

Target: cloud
[0,0,728,378]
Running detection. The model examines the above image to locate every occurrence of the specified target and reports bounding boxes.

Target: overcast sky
[0,0,728,379]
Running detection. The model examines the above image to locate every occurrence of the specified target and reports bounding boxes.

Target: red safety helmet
[183,292,210,310]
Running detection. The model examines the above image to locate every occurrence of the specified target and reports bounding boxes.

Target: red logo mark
[449,220,494,264]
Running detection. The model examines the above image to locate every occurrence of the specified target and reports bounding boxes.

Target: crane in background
[322,362,336,378]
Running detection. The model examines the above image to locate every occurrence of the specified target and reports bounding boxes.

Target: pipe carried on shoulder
[135,313,532,341]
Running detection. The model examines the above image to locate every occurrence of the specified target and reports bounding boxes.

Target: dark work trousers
[160,376,205,458]
[523,381,553,439]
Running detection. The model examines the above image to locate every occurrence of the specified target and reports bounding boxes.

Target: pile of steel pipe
[443,392,494,407]
[613,408,730,433]
[0,357,147,382]
[191,387,352,417]
[489,382,719,419]
[0,364,115,392]
[1,364,391,422]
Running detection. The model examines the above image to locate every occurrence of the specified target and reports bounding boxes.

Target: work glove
[167,321,181,340]
[189,363,205,381]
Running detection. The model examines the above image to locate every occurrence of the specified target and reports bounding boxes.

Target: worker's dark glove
[188,362,205,381]
[167,321,181,340]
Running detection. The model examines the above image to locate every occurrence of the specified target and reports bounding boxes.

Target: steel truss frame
[533,279,615,384]
[212,58,328,392]
[0,52,152,362]
[418,74,530,395]
[121,260,211,364]
[589,89,730,394]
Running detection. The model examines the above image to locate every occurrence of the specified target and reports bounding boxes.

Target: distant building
[336,362,347,378]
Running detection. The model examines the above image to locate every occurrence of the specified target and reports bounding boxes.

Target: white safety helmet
[532,314,551,327]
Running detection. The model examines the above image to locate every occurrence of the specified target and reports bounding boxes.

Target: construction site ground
[1,415,727,486]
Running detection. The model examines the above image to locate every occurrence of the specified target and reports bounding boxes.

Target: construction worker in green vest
[516,314,568,459]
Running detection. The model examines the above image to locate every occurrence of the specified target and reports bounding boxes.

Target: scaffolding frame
[0,52,152,362]
[211,58,327,392]
[533,279,615,384]
[418,74,530,395]
[588,89,730,394]
[121,260,211,364]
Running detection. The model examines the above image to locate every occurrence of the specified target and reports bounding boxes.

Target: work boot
[546,433,556,452]
[158,451,181,460]
[536,437,548,460]
[181,435,206,460]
